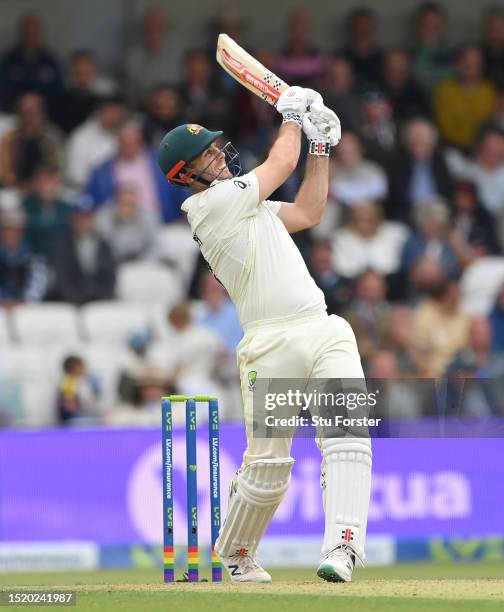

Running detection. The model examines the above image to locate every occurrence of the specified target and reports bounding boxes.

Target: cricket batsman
[158,87,372,583]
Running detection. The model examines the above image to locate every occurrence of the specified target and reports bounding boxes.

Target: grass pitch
[1,563,503,611]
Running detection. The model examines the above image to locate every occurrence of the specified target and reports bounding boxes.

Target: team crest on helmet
[187,124,203,135]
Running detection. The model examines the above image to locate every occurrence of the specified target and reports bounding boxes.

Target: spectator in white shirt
[65,95,126,188]
[95,185,158,263]
[125,9,184,105]
[329,131,388,207]
[332,200,409,278]
[446,127,504,216]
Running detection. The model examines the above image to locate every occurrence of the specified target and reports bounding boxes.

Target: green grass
[0,563,503,611]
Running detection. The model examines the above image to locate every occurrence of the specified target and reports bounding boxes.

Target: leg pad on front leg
[216,458,295,558]
[320,438,372,563]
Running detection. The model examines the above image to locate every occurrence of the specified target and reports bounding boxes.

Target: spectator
[196,272,243,354]
[388,117,453,222]
[339,7,382,87]
[358,89,398,168]
[435,45,496,151]
[399,198,459,298]
[319,56,360,132]
[65,95,126,189]
[0,92,62,188]
[57,355,100,424]
[485,84,504,132]
[168,302,229,401]
[307,240,352,315]
[381,305,425,374]
[275,10,329,87]
[344,270,390,364]
[329,132,387,207]
[125,9,184,104]
[111,365,172,426]
[23,165,71,257]
[208,8,248,95]
[51,201,116,305]
[95,186,158,263]
[489,284,504,352]
[232,95,278,171]
[366,350,422,418]
[445,318,504,416]
[447,128,504,217]
[332,201,409,278]
[449,180,500,266]
[85,121,189,223]
[481,8,504,86]
[0,206,47,306]
[178,49,229,132]
[0,14,62,112]
[53,50,117,133]
[408,2,453,95]
[413,280,469,376]
[142,85,184,148]
[380,49,430,121]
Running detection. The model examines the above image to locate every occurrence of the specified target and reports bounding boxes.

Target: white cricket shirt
[181,172,325,327]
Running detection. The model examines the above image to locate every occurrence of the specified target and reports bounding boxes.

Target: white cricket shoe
[219,553,272,583]
[317,544,356,583]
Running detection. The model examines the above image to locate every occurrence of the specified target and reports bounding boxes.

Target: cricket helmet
[158,123,223,185]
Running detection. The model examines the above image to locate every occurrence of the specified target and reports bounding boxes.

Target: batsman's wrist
[282,112,303,128]
[308,139,331,156]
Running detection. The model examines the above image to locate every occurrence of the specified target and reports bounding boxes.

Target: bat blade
[216,33,287,106]
[216,33,331,134]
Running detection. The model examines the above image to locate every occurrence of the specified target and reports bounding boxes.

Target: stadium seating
[116,261,184,305]
[156,224,200,289]
[80,301,150,343]
[10,303,80,345]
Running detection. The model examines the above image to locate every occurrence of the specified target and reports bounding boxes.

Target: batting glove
[310,102,341,142]
[277,86,309,127]
[304,88,324,111]
[303,102,341,156]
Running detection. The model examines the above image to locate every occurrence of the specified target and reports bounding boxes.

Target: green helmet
[158,123,223,185]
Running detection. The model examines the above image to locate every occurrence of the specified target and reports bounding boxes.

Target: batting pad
[216,458,295,558]
[320,438,372,562]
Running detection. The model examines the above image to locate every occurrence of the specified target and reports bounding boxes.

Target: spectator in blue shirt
[85,121,189,223]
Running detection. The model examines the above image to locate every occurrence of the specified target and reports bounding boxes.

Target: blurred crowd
[2,3,504,426]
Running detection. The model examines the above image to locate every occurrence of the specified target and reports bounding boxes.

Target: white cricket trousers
[237,309,366,462]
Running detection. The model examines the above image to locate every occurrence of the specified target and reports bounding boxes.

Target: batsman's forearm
[295,155,329,225]
[267,123,301,173]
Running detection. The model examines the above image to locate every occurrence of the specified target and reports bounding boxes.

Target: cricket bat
[216,33,330,133]
[216,33,287,106]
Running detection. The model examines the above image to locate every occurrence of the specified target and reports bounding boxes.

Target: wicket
[161,395,222,583]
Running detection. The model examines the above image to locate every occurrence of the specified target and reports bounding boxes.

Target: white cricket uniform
[182,171,364,457]
[183,170,371,563]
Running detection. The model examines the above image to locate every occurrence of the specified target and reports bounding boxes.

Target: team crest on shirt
[248,371,257,391]
[187,124,203,135]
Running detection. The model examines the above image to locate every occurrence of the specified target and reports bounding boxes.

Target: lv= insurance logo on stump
[161,395,222,583]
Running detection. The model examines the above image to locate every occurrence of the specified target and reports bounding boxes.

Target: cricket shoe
[317,544,356,583]
[219,552,272,583]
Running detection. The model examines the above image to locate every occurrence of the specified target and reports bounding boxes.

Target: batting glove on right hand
[309,102,341,144]
[277,86,309,127]
[303,103,341,156]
